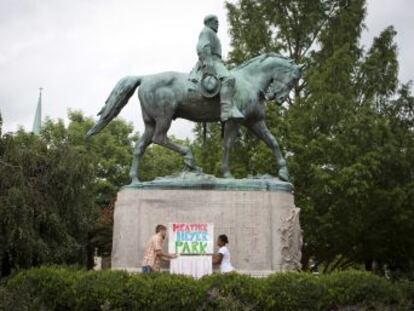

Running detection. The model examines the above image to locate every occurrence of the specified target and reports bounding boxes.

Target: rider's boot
[220,77,244,122]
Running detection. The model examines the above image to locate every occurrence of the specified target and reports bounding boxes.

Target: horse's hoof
[223,172,234,179]
[184,165,202,173]
[191,165,202,173]
[129,177,141,185]
[278,166,289,182]
[184,159,200,172]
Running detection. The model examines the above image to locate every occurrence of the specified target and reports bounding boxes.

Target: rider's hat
[199,73,221,98]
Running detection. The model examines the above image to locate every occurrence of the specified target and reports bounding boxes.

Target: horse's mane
[234,52,294,71]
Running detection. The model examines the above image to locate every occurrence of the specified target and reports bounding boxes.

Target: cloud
[0,0,230,138]
[0,0,412,138]
[363,0,414,83]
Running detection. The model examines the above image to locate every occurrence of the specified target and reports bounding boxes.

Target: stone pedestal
[111,174,302,275]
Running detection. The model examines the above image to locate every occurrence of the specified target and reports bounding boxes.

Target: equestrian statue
[86,14,303,184]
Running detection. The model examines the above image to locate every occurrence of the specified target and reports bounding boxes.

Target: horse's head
[234,53,304,104]
[266,60,304,104]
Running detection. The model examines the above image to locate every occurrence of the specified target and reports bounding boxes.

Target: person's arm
[155,249,177,260]
[153,235,177,260]
[212,253,223,265]
[200,45,214,73]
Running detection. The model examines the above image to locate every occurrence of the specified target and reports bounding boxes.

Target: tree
[0,109,189,276]
[217,0,414,273]
[41,111,185,257]
[42,111,135,207]
[0,130,98,277]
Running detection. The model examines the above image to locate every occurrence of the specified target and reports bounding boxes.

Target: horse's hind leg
[129,121,155,184]
[247,120,289,181]
[221,120,240,179]
[152,118,200,172]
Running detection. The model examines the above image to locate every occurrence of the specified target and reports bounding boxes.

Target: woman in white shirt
[213,234,235,273]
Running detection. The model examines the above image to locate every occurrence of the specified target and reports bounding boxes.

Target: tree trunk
[364,258,373,271]
[1,252,11,277]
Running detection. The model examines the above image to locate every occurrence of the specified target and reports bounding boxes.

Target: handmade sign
[169,223,214,278]
[168,223,214,255]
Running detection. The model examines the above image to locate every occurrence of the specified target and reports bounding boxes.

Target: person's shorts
[142,265,152,273]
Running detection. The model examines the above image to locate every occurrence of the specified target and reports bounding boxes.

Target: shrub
[0,267,412,311]
[73,269,132,311]
[1,266,81,311]
[263,272,329,310]
[137,273,206,310]
[321,271,408,309]
[201,272,265,310]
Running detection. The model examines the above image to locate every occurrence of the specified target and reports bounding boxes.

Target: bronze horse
[86,53,302,184]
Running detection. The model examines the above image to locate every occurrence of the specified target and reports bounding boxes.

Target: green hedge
[0,267,412,311]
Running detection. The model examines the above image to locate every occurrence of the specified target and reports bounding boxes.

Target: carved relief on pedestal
[279,207,303,271]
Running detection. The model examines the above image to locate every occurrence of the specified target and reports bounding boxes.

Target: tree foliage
[0,129,98,277]
[0,110,188,273]
[40,111,184,257]
[216,0,414,273]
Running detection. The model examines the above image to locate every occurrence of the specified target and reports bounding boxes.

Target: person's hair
[155,224,167,233]
[204,14,218,25]
[218,234,229,244]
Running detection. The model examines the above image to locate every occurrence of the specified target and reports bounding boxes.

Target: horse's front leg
[247,120,289,181]
[221,120,240,179]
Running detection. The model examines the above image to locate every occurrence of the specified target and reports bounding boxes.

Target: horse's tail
[86,76,142,138]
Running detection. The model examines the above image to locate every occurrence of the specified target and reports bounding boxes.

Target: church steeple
[32,88,42,135]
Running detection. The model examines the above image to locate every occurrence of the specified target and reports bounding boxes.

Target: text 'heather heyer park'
[173,223,209,254]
